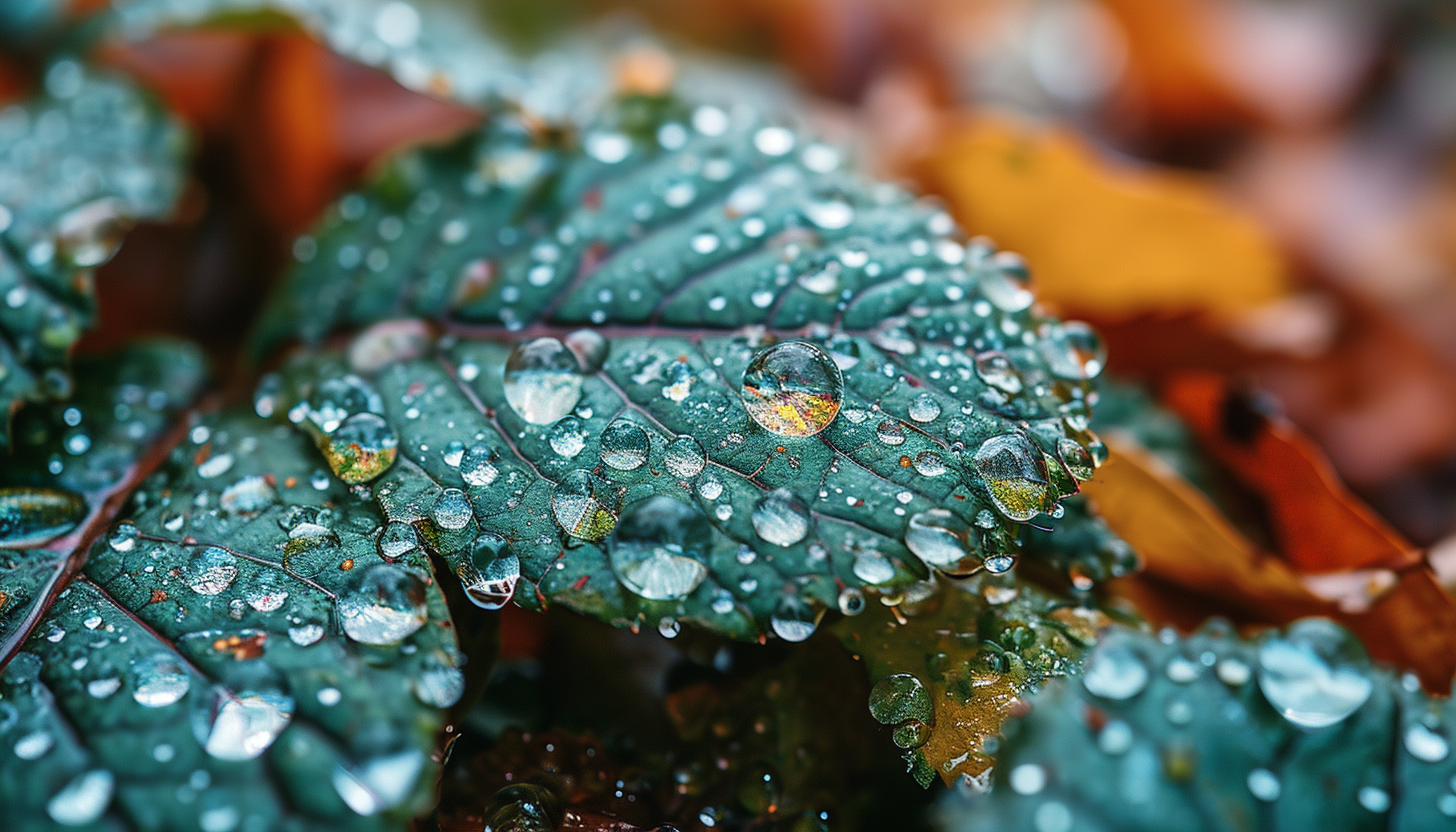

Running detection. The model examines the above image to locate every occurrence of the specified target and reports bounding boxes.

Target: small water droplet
[740,342,843,437]
[1041,321,1105,380]
[664,435,706,478]
[904,509,975,573]
[974,351,1023,394]
[46,769,114,826]
[185,547,239,595]
[1257,619,1373,729]
[191,679,294,761]
[752,489,810,547]
[320,413,399,484]
[973,435,1050,521]
[548,417,588,459]
[432,488,474,530]
[338,564,429,645]
[769,595,819,642]
[837,587,866,615]
[131,654,190,707]
[609,497,710,600]
[876,421,905,446]
[868,673,932,724]
[1082,637,1149,700]
[1404,723,1450,762]
[503,338,583,425]
[599,420,651,471]
[912,451,947,477]
[551,470,619,541]
[908,393,941,423]
[0,486,87,547]
[459,533,519,610]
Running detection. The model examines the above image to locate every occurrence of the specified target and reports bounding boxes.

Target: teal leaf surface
[939,621,1456,831]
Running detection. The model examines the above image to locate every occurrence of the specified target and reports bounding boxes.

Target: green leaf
[1,397,472,829]
[938,620,1456,831]
[246,92,1118,644]
[1,339,206,656]
[0,65,188,441]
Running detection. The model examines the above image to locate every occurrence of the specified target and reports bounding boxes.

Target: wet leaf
[0,401,469,829]
[243,90,1120,646]
[0,64,188,441]
[939,620,1456,832]
[0,339,207,658]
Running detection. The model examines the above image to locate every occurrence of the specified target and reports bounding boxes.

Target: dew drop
[185,547,239,595]
[974,352,1023,394]
[320,412,399,484]
[338,564,429,645]
[752,489,810,547]
[0,486,87,547]
[1081,637,1149,700]
[459,533,519,610]
[609,496,710,600]
[1257,619,1373,729]
[912,451,947,477]
[904,509,974,573]
[131,654,190,708]
[973,435,1050,521]
[1404,723,1449,762]
[548,417,588,459]
[191,682,294,761]
[868,673,932,724]
[45,769,114,826]
[837,587,866,615]
[599,420,651,471]
[740,342,843,437]
[1041,321,1106,380]
[907,393,941,423]
[551,470,619,541]
[503,337,583,425]
[664,435,707,478]
[875,421,905,446]
[432,488,474,530]
[769,595,819,642]
[377,520,420,560]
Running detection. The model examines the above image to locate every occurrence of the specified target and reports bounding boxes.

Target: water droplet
[0,486,87,547]
[974,351,1023,394]
[503,338,583,425]
[752,489,810,547]
[982,251,1034,311]
[338,564,429,645]
[548,417,588,458]
[1357,787,1390,813]
[908,393,941,423]
[131,654,190,707]
[664,435,706,478]
[220,476,277,514]
[1041,321,1105,380]
[460,533,519,610]
[108,521,139,552]
[87,677,120,698]
[698,476,724,500]
[46,769,114,826]
[320,413,399,484]
[740,342,843,437]
[904,509,974,573]
[302,375,384,433]
[564,329,608,371]
[288,624,324,646]
[14,730,53,759]
[892,719,929,749]
[1009,764,1046,795]
[1057,437,1096,481]
[609,497,710,600]
[1082,637,1149,700]
[876,421,905,446]
[186,547,239,595]
[662,359,695,402]
[432,488,474,530]
[838,587,866,615]
[973,435,1050,521]
[868,673,932,724]
[769,595,819,642]
[413,657,466,708]
[197,453,235,479]
[912,451,947,477]
[551,470,619,541]
[658,617,681,638]
[853,551,896,584]
[1405,723,1450,762]
[599,420,651,471]
[804,196,854,230]
[55,198,128,268]
[1257,619,1373,729]
[377,520,420,560]
[191,681,294,761]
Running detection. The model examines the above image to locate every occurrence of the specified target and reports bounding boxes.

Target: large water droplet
[1041,321,1105,380]
[973,435,1050,521]
[459,533,519,610]
[769,595,819,642]
[876,421,905,446]
[302,375,384,433]
[131,653,191,708]
[664,435,707,479]
[332,749,427,816]
[740,342,843,437]
[0,486,87,547]
[320,413,399,484]
[868,673,933,724]
[460,443,499,486]
[548,417,587,458]
[1257,619,1373,729]
[377,520,420,560]
[981,251,1034,311]
[974,351,1023,394]
[432,488,474,530]
[599,420,651,471]
[55,198,128,268]
[503,338,583,425]
[191,680,294,761]
[551,470,619,541]
[1404,723,1450,762]
[1082,637,1149,700]
[45,769,114,826]
[609,496,710,600]
[338,564,429,645]
[752,488,810,547]
[908,393,941,423]
[185,547,239,595]
[904,509,975,573]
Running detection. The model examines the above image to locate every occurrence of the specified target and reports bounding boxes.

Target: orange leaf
[913,115,1288,321]
[1162,372,1418,573]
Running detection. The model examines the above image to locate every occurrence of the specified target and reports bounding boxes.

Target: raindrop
[838,588,866,615]
[503,338,583,425]
[1057,438,1096,481]
[853,551,896,584]
[752,489,810,547]
[338,564,429,645]
[740,342,843,437]
[460,533,519,610]
[185,547,239,595]
[892,720,929,749]
[191,681,294,761]
[1405,723,1449,762]
[804,196,854,230]
[0,486,87,547]
[45,769,114,826]
[288,624,324,646]
[551,470,619,541]
[320,413,399,484]
[868,673,932,724]
[1257,619,1373,729]
[107,521,139,552]
[332,750,427,815]
[599,420,651,471]
[875,421,905,446]
[432,488,474,530]
[1358,787,1390,813]
[904,509,974,573]
[131,654,190,707]
[769,595,819,642]
[1009,764,1046,795]
[548,417,588,459]
[908,393,941,423]
[658,617,681,638]
[973,435,1050,521]
[1082,638,1149,700]
[377,520,420,560]
[912,451,947,477]
[1041,321,1106,380]
[609,496,710,600]
[664,435,707,478]
[981,251,1034,312]
[974,352,1023,394]
[564,329,608,371]
[220,476,276,514]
